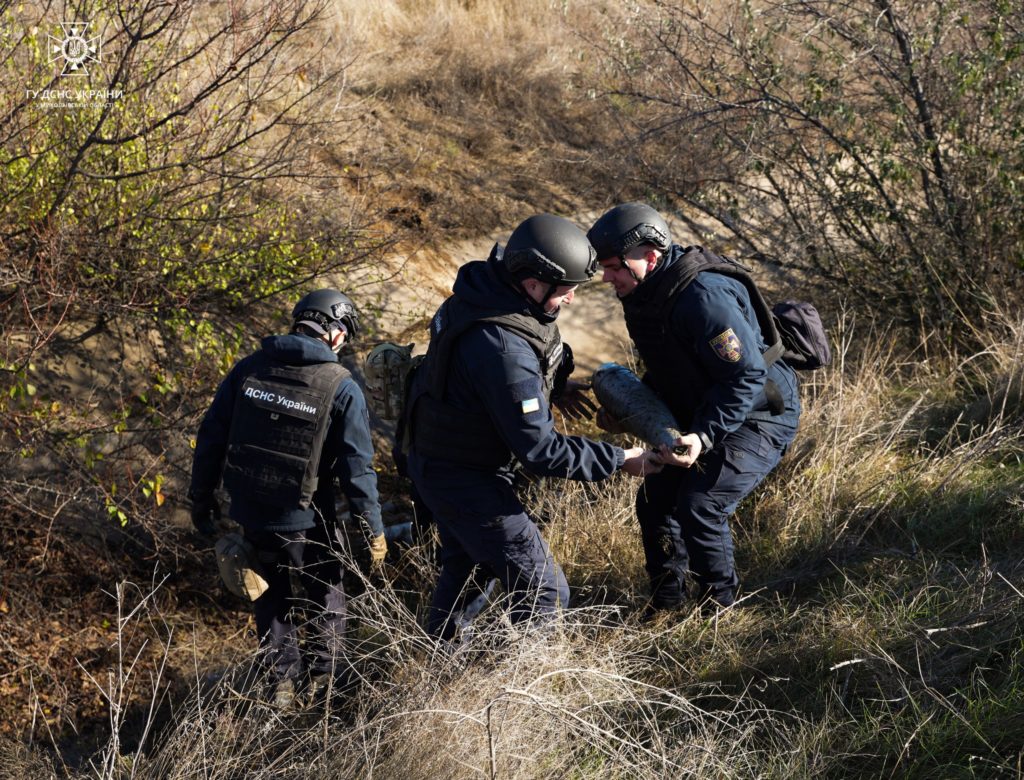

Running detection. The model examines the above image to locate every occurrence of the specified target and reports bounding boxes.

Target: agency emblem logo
[48,21,101,76]
[709,328,743,363]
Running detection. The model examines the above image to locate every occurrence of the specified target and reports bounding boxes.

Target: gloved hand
[190,494,220,536]
[552,380,598,421]
[368,532,388,569]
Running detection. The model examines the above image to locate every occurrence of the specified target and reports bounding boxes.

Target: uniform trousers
[243,520,346,682]
[636,422,788,608]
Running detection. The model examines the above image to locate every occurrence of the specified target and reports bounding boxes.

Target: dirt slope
[347,212,704,375]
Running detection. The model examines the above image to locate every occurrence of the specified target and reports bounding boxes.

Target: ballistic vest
[411,294,563,468]
[621,246,784,424]
[222,353,350,509]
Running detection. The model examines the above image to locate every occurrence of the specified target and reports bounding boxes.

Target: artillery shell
[591,363,684,449]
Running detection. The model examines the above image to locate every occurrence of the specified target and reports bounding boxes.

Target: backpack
[362,342,425,459]
[364,342,422,421]
[772,299,832,371]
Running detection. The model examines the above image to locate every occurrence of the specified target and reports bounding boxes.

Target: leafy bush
[0,0,385,536]
[599,0,1024,332]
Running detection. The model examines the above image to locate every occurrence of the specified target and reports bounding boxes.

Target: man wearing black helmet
[189,289,384,705]
[588,203,801,613]
[405,214,661,641]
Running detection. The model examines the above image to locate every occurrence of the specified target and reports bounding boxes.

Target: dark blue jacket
[409,257,625,485]
[190,334,383,535]
[623,244,801,449]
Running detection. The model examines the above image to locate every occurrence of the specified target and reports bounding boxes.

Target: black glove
[552,380,598,421]
[190,494,220,536]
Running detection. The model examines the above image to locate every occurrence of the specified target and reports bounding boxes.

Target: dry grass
[322,0,639,241]
[331,0,598,76]
[7,309,1018,778]
[736,307,1024,578]
[65,590,814,779]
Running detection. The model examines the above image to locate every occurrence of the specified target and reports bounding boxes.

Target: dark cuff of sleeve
[698,432,714,452]
[614,447,626,470]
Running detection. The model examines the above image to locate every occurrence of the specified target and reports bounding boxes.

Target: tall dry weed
[30,311,1024,778]
[720,307,1024,582]
[133,597,811,779]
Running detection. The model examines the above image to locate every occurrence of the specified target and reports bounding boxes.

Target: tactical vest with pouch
[630,246,830,372]
[222,353,350,509]
[409,293,563,468]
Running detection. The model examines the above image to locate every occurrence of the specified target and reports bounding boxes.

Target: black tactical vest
[621,246,784,423]
[222,354,350,509]
[411,294,563,468]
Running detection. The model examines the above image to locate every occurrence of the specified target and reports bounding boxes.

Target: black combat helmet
[502,214,598,286]
[587,202,671,260]
[292,288,360,340]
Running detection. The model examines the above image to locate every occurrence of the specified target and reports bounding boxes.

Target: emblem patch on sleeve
[709,328,743,362]
[521,398,540,414]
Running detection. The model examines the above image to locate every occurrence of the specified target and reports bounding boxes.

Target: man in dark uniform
[189,289,385,704]
[405,214,661,641]
[588,203,801,612]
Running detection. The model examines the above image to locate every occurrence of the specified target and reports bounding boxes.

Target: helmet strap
[620,255,643,284]
[521,278,562,312]
[540,282,559,309]
[622,248,660,284]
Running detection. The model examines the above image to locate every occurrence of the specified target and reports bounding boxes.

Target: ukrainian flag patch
[521,398,540,414]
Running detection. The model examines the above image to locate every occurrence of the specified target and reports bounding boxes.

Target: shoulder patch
[508,376,544,403]
[709,328,743,362]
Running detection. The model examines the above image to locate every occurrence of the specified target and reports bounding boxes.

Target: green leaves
[0,0,365,532]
